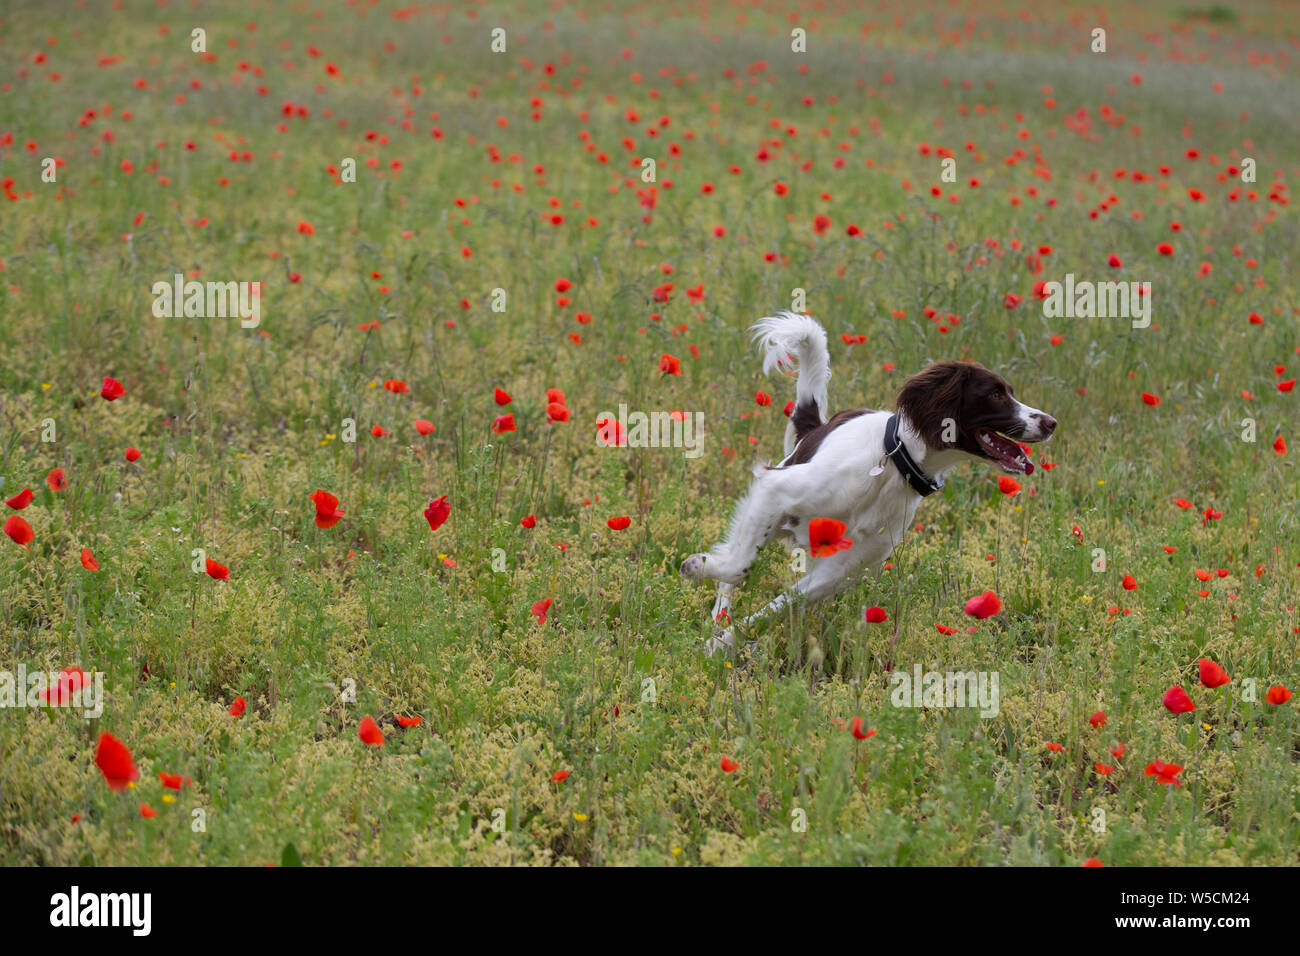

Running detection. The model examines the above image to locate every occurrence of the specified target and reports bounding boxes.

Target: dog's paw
[703,628,736,657]
[680,553,709,580]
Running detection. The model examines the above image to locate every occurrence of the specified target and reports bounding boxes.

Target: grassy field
[0,0,1297,866]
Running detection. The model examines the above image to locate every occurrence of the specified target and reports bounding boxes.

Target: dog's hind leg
[680,483,784,585]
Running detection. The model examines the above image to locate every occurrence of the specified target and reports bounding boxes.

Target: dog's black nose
[1037,413,1057,435]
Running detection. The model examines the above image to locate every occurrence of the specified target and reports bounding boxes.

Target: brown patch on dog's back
[790,398,824,444]
[778,408,873,466]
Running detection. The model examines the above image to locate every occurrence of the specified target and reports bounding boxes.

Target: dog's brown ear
[896,361,971,448]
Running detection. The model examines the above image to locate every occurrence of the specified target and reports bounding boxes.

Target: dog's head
[896,361,1056,475]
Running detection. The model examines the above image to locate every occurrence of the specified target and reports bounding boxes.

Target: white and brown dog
[681,312,1057,654]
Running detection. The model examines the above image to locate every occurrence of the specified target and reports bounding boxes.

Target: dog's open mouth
[975,427,1033,475]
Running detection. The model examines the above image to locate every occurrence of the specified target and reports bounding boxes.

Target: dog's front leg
[710,582,736,624]
[704,544,869,655]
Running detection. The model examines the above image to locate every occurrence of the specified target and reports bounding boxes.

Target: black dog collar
[884,414,943,497]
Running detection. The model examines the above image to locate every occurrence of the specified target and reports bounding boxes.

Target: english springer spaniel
[681,312,1057,654]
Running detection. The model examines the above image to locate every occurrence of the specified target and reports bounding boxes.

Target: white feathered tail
[749,311,831,456]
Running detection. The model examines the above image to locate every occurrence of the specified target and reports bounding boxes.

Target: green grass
[0,0,1297,865]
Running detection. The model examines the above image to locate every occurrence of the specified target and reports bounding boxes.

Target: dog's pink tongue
[984,430,1028,473]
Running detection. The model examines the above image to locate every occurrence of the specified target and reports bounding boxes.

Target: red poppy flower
[80,547,100,571]
[95,732,140,791]
[607,516,631,530]
[395,714,422,728]
[358,715,385,746]
[963,590,1002,619]
[520,515,537,528]
[596,418,627,446]
[1265,685,1293,705]
[424,495,450,531]
[370,425,389,437]
[808,517,853,557]
[40,667,88,706]
[531,597,553,625]
[864,606,888,623]
[228,696,246,716]
[158,772,190,790]
[1279,379,1296,393]
[4,515,34,547]
[494,387,512,405]
[5,488,33,510]
[124,447,142,462]
[719,756,739,773]
[1141,392,1160,406]
[551,769,570,783]
[546,402,570,423]
[1174,497,1194,509]
[997,476,1021,495]
[139,804,158,819]
[1144,760,1183,787]
[1121,574,1138,590]
[310,490,345,529]
[849,716,876,740]
[659,353,682,375]
[1198,658,1230,688]
[1162,686,1195,714]
[205,558,229,580]
[755,391,771,407]
[492,413,516,434]
[546,388,566,406]
[1107,254,1122,268]
[46,468,67,491]
[1275,435,1288,454]
[101,377,126,401]
[414,419,436,435]
[1089,711,1107,729]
